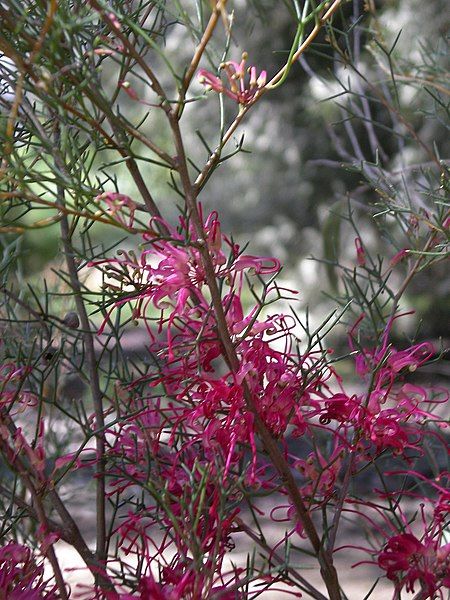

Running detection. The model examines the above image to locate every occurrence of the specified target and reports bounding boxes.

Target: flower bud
[63,311,80,329]
[57,373,86,403]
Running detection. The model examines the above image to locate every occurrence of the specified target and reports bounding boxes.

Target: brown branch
[0,437,68,599]
[389,231,441,320]
[58,208,108,570]
[168,111,342,600]
[71,84,169,224]
[379,68,450,97]
[124,156,165,221]
[87,0,169,110]
[176,0,228,118]
[0,411,111,592]
[1,0,57,159]
[0,190,143,232]
[48,118,108,576]
[56,95,174,168]
[194,103,253,192]
[194,0,343,193]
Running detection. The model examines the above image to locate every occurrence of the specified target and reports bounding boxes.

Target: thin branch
[88,0,170,111]
[267,0,343,88]
[176,0,228,118]
[0,411,111,590]
[194,0,343,192]
[51,121,108,577]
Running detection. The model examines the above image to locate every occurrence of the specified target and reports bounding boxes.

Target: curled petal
[233,255,280,274]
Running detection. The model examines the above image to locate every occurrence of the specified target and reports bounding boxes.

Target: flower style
[198,53,267,105]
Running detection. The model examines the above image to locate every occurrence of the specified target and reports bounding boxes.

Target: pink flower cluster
[378,531,450,597]
[198,53,266,105]
[342,481,450,599]
[64,208,449,597]
[0,542,57,599]
[319,314,447,458]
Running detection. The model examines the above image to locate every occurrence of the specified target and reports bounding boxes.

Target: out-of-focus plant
[0,2,448,599]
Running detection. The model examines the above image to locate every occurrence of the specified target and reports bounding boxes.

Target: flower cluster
[374,491,450,599]
[198,53,267,105]
[0,542,57,599]
[88,210,345,595]
[83,208,447,597]
[1,203,444,599]
[378,532,450,597]
[81,205,450,596]
[318,314,447,459]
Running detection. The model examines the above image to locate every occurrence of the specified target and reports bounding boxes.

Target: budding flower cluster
[198,53,267,105]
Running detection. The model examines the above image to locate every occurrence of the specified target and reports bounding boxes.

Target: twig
[267,0,343,88]
[0,411,112,591]
[0,287,51,338]
[0,436,68,599]
[194,0,343,192]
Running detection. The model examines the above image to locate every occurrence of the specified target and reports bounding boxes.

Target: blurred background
[11,0,449,349]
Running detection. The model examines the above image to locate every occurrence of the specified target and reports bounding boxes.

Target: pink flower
[198,53,266,105]
[349,314,434,384]
[378,533,424,589]
[0,542,57,599]
[390,248,409,267]
[386,342,434,374]
[366,412,411,454]
[0,362,36,413]
[354,237,365,267]
[319,392,360,424]
[378,533,450,596]
[96,192,137,228]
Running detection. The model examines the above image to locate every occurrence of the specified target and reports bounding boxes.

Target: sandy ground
[49,483,407,600]
[53,539,397,599]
